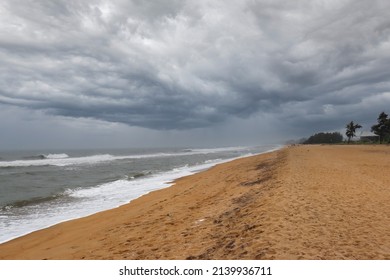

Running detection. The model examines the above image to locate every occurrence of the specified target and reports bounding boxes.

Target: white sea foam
[189,146,253,155]
[0,159,228,243]
[0,154,115,167]
[44,153,69,159]
[0,145,283,243]
[0,147,253,168]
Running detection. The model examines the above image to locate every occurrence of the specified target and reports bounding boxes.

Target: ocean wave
[22,153,69,160]
[127,172,152,180]
[1,193,69,210]
[0,145,282,243]
[0,154,116,167]
[0,147,250,168]
[44,153,69,159]
[190,146,249,153]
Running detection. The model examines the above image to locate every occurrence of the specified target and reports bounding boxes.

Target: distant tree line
[302,132,343,144]
[302,111,390,144]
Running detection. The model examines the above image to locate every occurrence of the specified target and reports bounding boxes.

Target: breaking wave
[0,147,253,168]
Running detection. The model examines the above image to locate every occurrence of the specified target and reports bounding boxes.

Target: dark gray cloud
[1,0,390,142]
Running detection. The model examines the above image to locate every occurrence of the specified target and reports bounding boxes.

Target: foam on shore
[0,147,281,244]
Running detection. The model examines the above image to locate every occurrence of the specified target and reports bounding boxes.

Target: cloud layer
[1,0,390,133]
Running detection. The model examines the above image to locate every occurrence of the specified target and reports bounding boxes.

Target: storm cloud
[1,0,390,145]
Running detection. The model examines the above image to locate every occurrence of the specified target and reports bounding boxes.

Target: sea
[0,145,280,244]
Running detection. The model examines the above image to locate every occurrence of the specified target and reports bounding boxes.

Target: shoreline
[0,145,282,244]
[1,147,280,246]
[1,145,390,259]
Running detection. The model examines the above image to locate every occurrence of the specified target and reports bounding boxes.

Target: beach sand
[0,145,389,260]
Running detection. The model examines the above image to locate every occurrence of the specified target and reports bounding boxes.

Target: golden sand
[0,145,389,259]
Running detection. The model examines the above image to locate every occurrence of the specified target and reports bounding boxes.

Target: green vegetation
[345,121,362,144]
[371,112,390,143]
[303,132,343,144]
[302,111,390,145]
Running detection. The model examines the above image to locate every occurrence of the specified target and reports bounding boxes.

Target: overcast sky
[1,0,390,150]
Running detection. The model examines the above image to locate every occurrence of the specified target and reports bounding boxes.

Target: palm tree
[371,112,390,143]
[345,121,362,144]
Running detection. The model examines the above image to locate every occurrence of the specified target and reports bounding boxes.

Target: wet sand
[0,145,389,259]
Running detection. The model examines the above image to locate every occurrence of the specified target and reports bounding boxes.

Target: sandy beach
[0,144,389,260]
